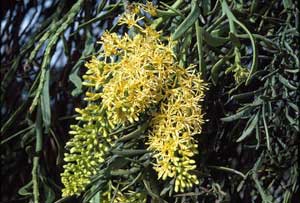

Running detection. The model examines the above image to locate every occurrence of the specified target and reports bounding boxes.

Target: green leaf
[211,48,234,85]
[202,0,211,16]
[18,180,33,196]
[89,191,100,203]
[110,167,140,176]
[107,157,129,169]
[159,1,185,18]
[262,103,271,150]
[143,180,168,203]
[82,180,106,203]
[211,57,226,85]
[283,0,292,10]
[111,149,148,157]
[41,68,51,132]
[116,122,149,142]
[252,153,273,203]
[1,125,34,145]
[61,35,70,57]
[203,30,229,47]
[278,74,297,90]
[221,109,248,122]
[69,68,83,96]
[195,20,206,76]
[97,0,107,13]
[43,183,56,203]
[237,111,260,142]
[172,0,200,40]
[69,31,94,96]
[21,127,36,148]
[230,88,265,101]
[0,101,28,135]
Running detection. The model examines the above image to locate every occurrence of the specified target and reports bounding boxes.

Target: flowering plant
[61,4,207,200]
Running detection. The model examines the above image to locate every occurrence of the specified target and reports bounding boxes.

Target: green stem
[32,157,40,203]
[209,165,246,179]
[32,107,43,203]
[221,0,257,85]
[30,0,84,113]
[195,20,206,78]
[71,1,122,34]
[262,103,271,151]
[151,0,184,29]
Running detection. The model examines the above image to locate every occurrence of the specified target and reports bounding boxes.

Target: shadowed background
[1,0,299,202]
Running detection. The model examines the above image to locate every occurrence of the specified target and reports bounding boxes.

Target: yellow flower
[87,27,179,125]
[99,31,122,56]
[147,66,207,192]
[142,26,161,39]
[142,2,158,16]
[118,13,144,28]
[127,3,141,15]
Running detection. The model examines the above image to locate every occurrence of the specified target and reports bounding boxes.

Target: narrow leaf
[172,0,200,40]
[237,111,260,142]
[41,68,51,132]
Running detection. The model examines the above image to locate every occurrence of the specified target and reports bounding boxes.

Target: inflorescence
[61,7,207,198]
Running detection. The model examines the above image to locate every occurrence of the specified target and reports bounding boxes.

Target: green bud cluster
[61,99,118,197]
[61,119,113,196]
[233,64,249,84]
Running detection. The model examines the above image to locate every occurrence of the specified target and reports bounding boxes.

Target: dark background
[1,0,299,202]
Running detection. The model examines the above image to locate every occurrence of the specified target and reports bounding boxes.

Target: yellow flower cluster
[61,10,207,197]
[85,25,176,125]
[148,67,206,192]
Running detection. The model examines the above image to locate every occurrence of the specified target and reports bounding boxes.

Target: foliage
[1,0,299,203]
